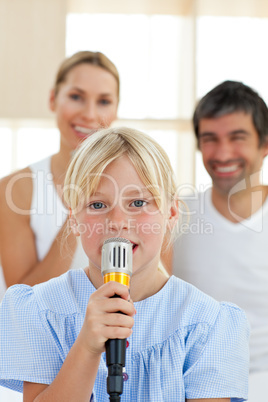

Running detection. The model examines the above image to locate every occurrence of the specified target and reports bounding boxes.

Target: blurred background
[1,0,268,190]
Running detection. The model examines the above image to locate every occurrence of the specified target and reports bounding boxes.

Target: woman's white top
[0,156,88,301]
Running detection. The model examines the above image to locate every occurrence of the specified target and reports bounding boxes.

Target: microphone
[101,237,133,402]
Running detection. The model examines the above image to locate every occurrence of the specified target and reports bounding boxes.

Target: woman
[0,51,119,300]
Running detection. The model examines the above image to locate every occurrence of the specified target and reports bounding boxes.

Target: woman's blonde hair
[54,51,120,97]
[64,127,179,244]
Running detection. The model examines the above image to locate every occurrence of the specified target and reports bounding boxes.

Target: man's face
[199,111,268,195]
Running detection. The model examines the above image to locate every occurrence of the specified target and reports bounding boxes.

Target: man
[165,81,268,400]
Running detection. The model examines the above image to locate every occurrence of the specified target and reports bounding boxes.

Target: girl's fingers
[99,297,136,316]
[87,281,136,317]
[102,326,133,340]
[82,281,136,351]
[101,312,135,329]
[93,281,131,301]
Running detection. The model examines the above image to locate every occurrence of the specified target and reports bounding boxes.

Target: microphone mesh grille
[102,237,132,276]
[103,237,132,245]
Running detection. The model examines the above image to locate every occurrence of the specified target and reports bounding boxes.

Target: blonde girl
[0,128,249,401]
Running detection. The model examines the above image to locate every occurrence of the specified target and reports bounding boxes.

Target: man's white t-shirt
[173,188,268,375]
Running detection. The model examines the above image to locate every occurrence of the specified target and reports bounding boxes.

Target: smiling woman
[50,62,118,150]
[0,51,120,301]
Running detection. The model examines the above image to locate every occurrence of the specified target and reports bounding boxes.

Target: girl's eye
[88,202,106,210]
[130,200,147,208]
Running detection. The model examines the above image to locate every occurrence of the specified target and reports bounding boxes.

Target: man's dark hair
[193,80,268,147]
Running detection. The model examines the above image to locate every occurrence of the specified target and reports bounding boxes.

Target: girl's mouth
[132,243,138,252]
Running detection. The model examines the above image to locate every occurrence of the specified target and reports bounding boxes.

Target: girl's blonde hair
[64,127,179,244]
[54,51,120,97]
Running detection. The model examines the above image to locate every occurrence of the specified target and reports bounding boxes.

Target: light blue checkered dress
[0,270,249,401]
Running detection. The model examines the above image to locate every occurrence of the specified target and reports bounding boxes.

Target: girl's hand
[78,281,136,356]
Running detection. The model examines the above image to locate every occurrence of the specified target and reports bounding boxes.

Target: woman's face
[50,63,119,151]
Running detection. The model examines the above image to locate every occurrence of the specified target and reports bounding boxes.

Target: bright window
[66,13,193,185]
[197,16,268,102]
[66,13,187,120]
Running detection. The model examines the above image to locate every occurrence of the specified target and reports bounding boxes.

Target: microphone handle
[105,295,126,401]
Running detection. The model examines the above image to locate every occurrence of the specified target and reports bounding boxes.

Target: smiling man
[165,81,268,401]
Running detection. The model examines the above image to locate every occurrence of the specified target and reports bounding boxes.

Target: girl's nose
[106,206,130,233]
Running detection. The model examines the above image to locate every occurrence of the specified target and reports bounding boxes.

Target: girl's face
[50,63,118,152]
[72,155,177,276]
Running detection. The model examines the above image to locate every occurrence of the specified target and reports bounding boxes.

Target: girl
[0,127,249,401]
[0,51,119,300]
